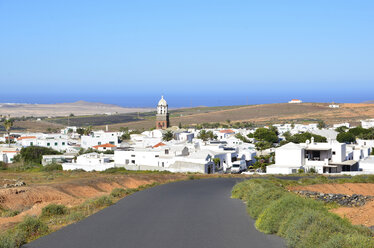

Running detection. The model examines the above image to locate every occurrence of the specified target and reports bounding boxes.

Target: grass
[41,204,68,218]
[0,216,49,248]
[232,178,374,248]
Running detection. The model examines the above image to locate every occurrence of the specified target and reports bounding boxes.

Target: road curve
[26,178,285,248]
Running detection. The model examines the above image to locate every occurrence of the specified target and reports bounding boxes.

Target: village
[1,96,374,176]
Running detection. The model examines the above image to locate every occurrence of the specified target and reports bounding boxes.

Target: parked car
[231,160,247,173]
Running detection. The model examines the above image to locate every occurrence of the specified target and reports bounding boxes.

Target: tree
[253,128,278,144]
[335,126,348,133]
[197,130,216,141]
[76,128,85,136]
[336,132,356,144]
[83,126,93,136]
[17,146,62,165]
[213,158,221,170]
[178,122,182,129]
[3,118,14,147]
[162,131,173,141]
[255,141,272,155]
[286,132,327,144]
[317,120,326,129]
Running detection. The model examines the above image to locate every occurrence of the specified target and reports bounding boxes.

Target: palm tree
[3,118,14,147]
[83,126,93,136]
[162,131,173,141]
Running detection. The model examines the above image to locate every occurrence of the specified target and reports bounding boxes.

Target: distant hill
[95,102,374,130]
[0,101,152,117]
[362,100,374,104]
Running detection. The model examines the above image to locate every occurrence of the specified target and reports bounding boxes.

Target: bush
[83,196,113,211]
[110,188,126,198]
[1,209,20,217]
[256,193,324,234]
[232,179,374,248]
[41,204,67,217]
[17,216,49,240]
[18,146,62,164]
[0,229,27,248]
[0,161,7,170]
[41,163,63,172]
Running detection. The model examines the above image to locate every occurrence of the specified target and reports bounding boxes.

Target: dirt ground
[290,183,374,227]
[0,172,188,232]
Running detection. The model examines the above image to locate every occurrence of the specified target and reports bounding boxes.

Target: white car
[231,160,247,173]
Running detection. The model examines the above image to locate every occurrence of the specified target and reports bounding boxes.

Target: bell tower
[156,96,169,129]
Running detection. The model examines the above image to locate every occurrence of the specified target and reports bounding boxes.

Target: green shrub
[232,179,374,248]
[42,163,62,171]
[256,193,324,234]
[17,216,48,240]
[321,233,374,248]
[0,161,7,170]
[82,195,113,211]
[0,229,27,248]
[1,209,20,217]
[66,211,85,222]
[18,146,62,165]
[41,204,67,217]
[110,188,126,198]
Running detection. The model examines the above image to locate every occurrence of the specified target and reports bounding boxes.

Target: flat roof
[305,147,331,151]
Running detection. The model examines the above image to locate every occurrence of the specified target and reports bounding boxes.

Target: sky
[0,0,373,107]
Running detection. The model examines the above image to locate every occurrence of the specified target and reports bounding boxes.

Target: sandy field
[290,183,374,227]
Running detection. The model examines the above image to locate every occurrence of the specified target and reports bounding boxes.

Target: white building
[17,134,69,152]
[361,119,374,129]
[81,131,119,149]
[62,153,115,171]
[288,99,302,104]
[267,139,358,174]
[329,104,340,108]
[0,146,20,163]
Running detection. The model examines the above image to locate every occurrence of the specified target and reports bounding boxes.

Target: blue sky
[0,1,373,107]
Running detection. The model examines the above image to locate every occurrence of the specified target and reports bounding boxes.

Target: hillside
[0,101,152,117]
[6,102,374,132]
[98,102,374,130]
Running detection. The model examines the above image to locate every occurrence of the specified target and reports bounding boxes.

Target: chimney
[106,125,108,132]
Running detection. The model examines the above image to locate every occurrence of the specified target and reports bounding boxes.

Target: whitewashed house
[267,139,358,174]
[288,99,302,103]
[361,119,374,129]
[81,131,119,149]
[62,153,115,171]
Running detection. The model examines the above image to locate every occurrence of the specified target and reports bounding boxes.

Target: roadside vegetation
[232,176,374,248]
[0,182,161,248]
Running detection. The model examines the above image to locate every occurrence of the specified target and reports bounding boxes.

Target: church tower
[156,96,169,129]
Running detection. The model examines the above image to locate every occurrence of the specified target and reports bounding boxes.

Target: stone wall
[294,190,374,207]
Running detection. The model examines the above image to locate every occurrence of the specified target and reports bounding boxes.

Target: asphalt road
[26,178,285,248]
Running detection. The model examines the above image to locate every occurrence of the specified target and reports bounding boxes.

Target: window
[165,149,169,155]
[332,151,336,155]
[125,159,129,164]
[131,154,135,157]
[109,141,115,145]
[155,155,159,157]
[131,160,135,164]
[47,143,50,146]
[62,142,65,145]
[54,142,58,146]
[98,142,101,145]
[30,142,33,146]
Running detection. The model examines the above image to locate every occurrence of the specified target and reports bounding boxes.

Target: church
[156,96,170,129]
